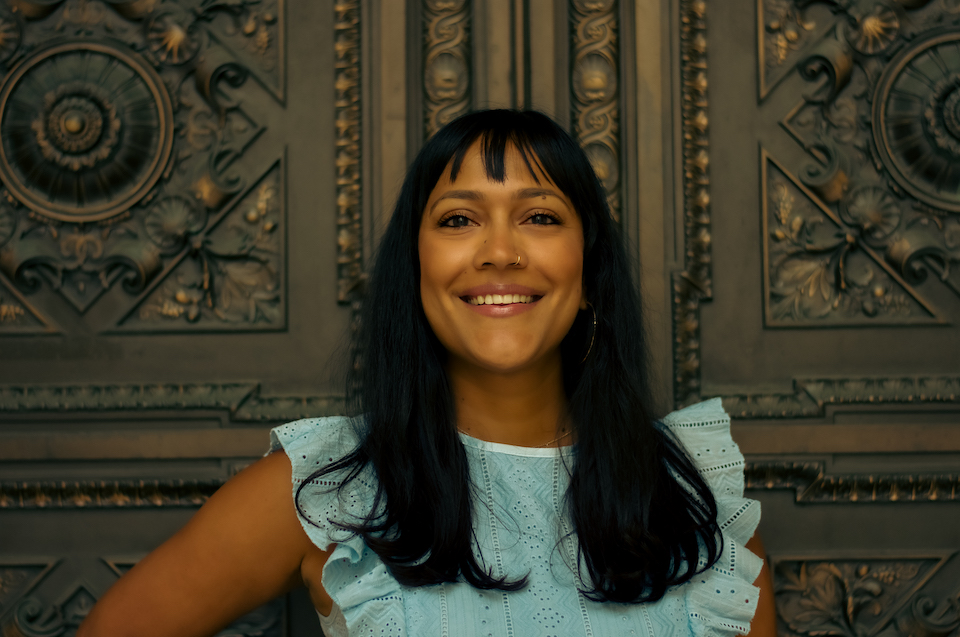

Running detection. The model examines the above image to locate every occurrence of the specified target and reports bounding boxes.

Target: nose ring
[513,254,521,266]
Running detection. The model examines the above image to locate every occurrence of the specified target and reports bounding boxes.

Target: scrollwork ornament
[571,0,621,223]
[901,596,960,637]
[194,43,250,121]
[886,217,960,284]
[14,591,92,637]
[798,24,854,104]
[423,0,471,138]
[800,139,849,203]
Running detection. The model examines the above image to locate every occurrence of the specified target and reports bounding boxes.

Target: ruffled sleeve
[662,398,763,637]
[268,418,407,637]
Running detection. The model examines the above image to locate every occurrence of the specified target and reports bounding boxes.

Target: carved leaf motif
[765,160,934,324]
[776,559,944,637]
[121,166,282,330]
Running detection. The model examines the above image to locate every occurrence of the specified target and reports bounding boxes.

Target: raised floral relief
[759,0,832,98]
[0,0,285,332]
[764,158,934,324]
[762,0,960,326]
[125,165,281,327]
[774,558,959,637]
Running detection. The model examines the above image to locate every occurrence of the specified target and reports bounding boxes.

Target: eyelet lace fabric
[269,398,761,637]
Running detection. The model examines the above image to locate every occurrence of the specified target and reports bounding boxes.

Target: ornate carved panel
[675,0,960,417]
[570,0,621,223]
[423,0,471,138]
[760,2,960,327]
[118,163,284,329]
[0,0,287,333]
[773,555,960,637]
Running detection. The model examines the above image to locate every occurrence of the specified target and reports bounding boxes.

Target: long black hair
[297,109,721,603]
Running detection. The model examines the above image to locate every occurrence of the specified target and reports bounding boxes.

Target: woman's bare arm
[78,451,331,637]
[744,532,778,637]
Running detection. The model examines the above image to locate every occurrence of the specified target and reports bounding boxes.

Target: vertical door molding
[423,0,472,138]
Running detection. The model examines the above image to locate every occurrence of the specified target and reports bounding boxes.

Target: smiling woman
[77,110,775,637]
[418,140,587,445]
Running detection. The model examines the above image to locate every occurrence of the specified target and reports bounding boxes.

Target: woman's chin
[456,348,560,376]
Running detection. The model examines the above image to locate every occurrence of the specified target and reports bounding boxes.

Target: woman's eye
[528,212,560,225]
[439,214,473,228]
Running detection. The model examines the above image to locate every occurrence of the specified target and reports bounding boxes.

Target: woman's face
[418,141,585,374]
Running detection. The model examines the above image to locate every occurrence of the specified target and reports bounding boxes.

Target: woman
[79,110,775,636]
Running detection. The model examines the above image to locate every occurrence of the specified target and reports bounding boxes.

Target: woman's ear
[579,290,588,311]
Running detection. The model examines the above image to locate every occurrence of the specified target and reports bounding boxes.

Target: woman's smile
[418,140,585,373]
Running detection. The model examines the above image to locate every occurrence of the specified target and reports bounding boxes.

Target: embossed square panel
[674,0,960,417]
[0,0,288,334]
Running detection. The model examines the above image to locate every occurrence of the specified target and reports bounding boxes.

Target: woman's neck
[446,353,569,447]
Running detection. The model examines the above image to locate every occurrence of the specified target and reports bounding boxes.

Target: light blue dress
[268,398,761,637]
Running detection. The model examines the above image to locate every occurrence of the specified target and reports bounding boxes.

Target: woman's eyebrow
[515,187,561,199]
[428,187,563,215]
[429,190,484,214]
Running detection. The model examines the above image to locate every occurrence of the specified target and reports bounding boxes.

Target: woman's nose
[475,224,521,269]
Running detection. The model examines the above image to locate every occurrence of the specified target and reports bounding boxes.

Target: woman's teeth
[467,294,534,305]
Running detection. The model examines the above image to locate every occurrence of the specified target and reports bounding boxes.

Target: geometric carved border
[722,375,960,419]
[3,463,957,509]
[745,462,960,504]
[336,0,364,304]
[0,480,224,509]
[0,382,344,422]
[673,0,713,408]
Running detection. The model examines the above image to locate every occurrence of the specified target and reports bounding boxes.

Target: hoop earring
[580,302,597,364]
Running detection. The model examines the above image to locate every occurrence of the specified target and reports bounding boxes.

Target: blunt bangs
[410,110,610,256]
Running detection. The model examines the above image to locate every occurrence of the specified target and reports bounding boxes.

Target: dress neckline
[457,431,575,458]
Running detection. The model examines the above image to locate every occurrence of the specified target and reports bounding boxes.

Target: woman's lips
[462,296,539,317]
[457,284,543,316]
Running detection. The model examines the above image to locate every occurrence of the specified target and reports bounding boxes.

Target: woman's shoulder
[269,415,360,455]
[661,396,728,428]
[660,398,765,635]
[267,415,378,551]
[268,416,364,479]
[659,397,740,473]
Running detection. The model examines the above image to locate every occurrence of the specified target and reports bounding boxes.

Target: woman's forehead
[445,139,555,187]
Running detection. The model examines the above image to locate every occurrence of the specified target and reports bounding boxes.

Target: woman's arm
[744,532,778,637]
[78,451,332,637]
